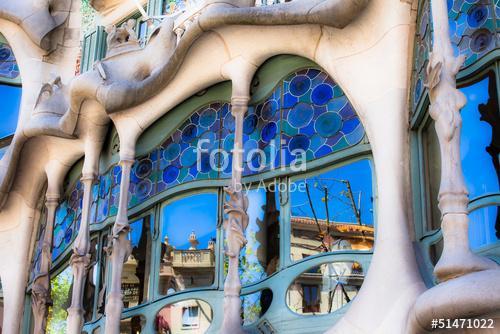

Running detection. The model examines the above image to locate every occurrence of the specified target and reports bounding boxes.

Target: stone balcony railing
[171,249,215,268]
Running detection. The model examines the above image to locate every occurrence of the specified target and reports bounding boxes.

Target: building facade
[0,0,498,333]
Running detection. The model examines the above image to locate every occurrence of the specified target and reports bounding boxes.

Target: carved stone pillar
[67,174,95,333]
[31,194,59,334]
[221,97,249,334]
[427,0,496,281]
[104,159,134,334]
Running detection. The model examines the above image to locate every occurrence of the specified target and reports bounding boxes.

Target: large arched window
[30,56,374,334]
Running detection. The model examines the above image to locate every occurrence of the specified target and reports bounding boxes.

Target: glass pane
[155,299,213,333]
[422,119,441,231]
[97,232,108,317]
[46,266,73,333]
[241,289,273,326]
[286,262,364,315]
[122,217,151,308]
[290,159,374,261]
[429,237,443,266]
[159,193,217,295]
[460,74,499,199]
[0,84,21,139]
[239,188,280,285]
[469,206,500,250]
[120,315,145,334]
[83,238,98,322]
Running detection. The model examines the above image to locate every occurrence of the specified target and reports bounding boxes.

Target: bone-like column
[66,173,95,333]
[427,0,496,281]
[221,97,250,334]
[31,193,59,334]
[104,158,134,334]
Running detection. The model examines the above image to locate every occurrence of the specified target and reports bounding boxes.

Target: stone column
[221,97,249,334]
[427,0,496,281]
[104,158,134,334]
[31,194,59,334]
[66,173,95,333]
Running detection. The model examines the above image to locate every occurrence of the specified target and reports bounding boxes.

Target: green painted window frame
[411,60,500,286]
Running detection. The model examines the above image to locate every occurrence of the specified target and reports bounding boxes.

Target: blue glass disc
[315,112,342,138]
[288,103,314,128]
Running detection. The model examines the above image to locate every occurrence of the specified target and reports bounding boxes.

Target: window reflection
[241,289,273,326]
[239,188,280,285]
[83,238,98,322]
[469,206,500,250]
[97,232,108,317]
[460,73,499,199]
[159,194,218,295]
[155,299,213,334]
[46,266,73,333]
[290,159,374,261]
[122,217,151,308]
[120,315,145,334]
[286,262,364,315]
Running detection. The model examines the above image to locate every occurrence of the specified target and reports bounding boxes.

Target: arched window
[33,56,373,333]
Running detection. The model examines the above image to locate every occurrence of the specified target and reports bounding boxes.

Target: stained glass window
[0,34,20,83]
[448,0,498,67]
[411,0,431,111]
[30,207,47,282]
[52,180,83,261]
[0,33,21,140]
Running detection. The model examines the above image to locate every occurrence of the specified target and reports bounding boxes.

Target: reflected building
[159,232,216,295]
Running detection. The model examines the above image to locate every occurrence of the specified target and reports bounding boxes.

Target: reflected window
[239,188,280,285]
[241,289,273,326]
[155,299,213,334]
[159,193,217,295]
[83,238,98,321]
[120,315,144,334]
[122,217,151,308]
[460,73,499,199]
[469,206,500,250]
[46,266,73,333]
[97,232,109,317]
[286,262,364,315]
[290,159,374,261]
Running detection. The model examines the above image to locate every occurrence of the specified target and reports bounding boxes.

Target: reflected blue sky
[469,206,499,250]
[460,77,499,198]
[291,159,374,226]
[161,193,218,250]
[0,84,21,138]
[128,218,144,248]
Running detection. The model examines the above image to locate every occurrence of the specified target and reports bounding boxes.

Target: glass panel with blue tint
[411,0,431,111]
[31,207,47,282]
[242,88,281,175]
[0,33,21,83]
[469,206,500,250]
[122,217,151,308]
[448,0,497,67]
[241,289,273,326]
[128,151,159,208]
[46,266,73,333]
[158,193,218,295]
[0,84,21,139]
[238,188,280,285]
[155,299,213,333]
[460,73,499,199]
[158,103,227,192]
[286,262,364,315]
[281,69,364,167]
[52,180,83,261]
[290,159,374,261]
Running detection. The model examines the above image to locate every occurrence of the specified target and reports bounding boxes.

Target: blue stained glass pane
[289,75,311,97]
[311,83,334,105]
